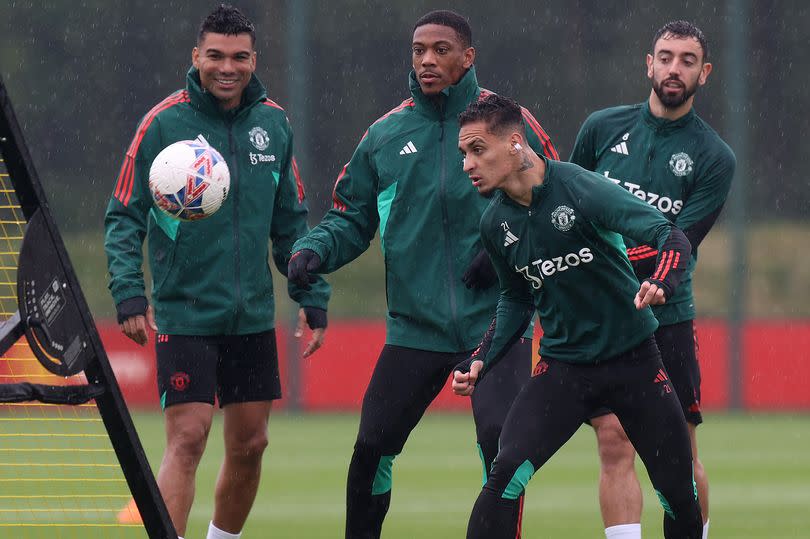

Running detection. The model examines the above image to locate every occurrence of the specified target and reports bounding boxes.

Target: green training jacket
[292,67,558,352]
[104,68,330,335]
[570,102,735,326]
[478,159,691,370]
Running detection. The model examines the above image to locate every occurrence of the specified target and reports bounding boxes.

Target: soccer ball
[148,135,230,221]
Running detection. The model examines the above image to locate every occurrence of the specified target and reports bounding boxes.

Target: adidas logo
[654,369,669,383]
[610,141,629,155]
[399,141,418,155]
[503,231,519,247]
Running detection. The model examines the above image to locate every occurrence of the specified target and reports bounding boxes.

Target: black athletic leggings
[346,340,532,539]
[467,337,702,539]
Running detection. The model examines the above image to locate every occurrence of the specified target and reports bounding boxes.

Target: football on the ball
[148,135,230,220]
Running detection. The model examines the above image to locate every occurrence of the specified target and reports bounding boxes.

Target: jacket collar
[641,100,695,131]
[186,67,268,118]
[408,66,480,119]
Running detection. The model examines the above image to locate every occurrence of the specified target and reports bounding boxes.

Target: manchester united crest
[249,126,270,151]
[669,152,693,177]
[551,205,576,232]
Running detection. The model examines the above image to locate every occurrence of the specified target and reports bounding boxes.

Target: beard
[652,76,698,109]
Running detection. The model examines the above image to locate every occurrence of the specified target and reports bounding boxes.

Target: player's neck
[648,91,694,121]
[502,152,546,207]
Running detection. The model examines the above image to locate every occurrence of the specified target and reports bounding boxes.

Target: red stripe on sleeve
[291,157,305,203]
[628,250,659,261]
[114,91,189,206]
[263,98,284,110]
[659,252,681,281]
[520,108,559,160]
[331,164,349,212]
[653,251,674,281]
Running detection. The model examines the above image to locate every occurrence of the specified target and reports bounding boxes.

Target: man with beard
[569,20,735,539]
[288,9,557,538]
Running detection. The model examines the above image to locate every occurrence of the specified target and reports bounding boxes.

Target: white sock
[207,521,241,539]
[703,519,710,539]
[605,523,642,538]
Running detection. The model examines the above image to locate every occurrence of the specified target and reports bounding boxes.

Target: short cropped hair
[652,20,708,61]
[198,4,256,46]
[459,94,524,136]
[414,10,472,48]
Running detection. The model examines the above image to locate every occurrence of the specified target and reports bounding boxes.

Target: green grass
[119,412,810,538]
[2,411,809,537]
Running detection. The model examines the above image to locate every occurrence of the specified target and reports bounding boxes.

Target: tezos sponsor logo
[669,152,693,177]
[603,171,683,215]
[515,247,594,290]
[249,152,276,165]
[551,205,575,232]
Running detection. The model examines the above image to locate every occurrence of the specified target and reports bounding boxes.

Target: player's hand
[120,305,156,346]
[295,307,327,358]
[452,359,484,396]
[287,249,321,290]
[635,280,667,310]
[462,249,498,290]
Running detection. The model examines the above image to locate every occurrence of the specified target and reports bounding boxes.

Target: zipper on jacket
[436,111,464,349]
[228,123,242,331]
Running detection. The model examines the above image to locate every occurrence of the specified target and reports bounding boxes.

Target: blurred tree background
[1,0,807,320]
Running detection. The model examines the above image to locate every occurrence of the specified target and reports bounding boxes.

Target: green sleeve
[103,117,160,306]
[572,169,675,250]
[271,124,331,309]
[674,146,735,230]
[478,214,535,375]
[291,133,379,273]
[568,113,598,170]
[521,107,559,160]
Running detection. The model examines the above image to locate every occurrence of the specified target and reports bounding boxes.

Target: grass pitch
[2,411,807,538]
[128,412,808,539]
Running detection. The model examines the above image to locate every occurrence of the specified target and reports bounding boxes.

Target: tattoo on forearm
[518,152,534,172]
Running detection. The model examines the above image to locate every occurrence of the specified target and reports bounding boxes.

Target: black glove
[462,249,498,290]
[303,307,328,330]
[288,249,321,290]
[116,296,148,324]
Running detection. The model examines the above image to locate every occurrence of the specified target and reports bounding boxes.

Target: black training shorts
[588,320,703,425]
[155,330,282,409]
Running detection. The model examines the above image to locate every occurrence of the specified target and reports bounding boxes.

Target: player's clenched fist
[452,358,484,396]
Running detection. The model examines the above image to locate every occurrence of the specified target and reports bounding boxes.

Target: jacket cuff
[116,296,148,324]
[291,238,329,266]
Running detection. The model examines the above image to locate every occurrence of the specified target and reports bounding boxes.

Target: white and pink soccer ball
[149,135,230,221]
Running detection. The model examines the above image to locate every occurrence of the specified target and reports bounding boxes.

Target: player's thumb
[146,306,157,331]
[469,360,483,384]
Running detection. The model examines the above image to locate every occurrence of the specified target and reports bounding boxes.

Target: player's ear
[192,46,200,69]
[698,61,712,86]
[463,46,476,69]
[646,53,654,79]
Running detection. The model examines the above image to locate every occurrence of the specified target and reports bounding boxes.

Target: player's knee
[167,422,210,464]
[594,419,635,472]
[229,431,269,461]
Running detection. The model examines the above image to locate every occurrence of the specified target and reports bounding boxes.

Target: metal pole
[284,0,312,413]
[725,0,750,411]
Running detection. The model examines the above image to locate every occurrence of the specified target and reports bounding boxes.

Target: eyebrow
[412,40,454,47]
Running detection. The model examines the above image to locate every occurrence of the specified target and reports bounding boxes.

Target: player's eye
[437,47,448,54]
[412,47,424,55]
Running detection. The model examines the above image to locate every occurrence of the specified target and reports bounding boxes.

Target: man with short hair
[452,93,701,539]
[104,5,330,539]
[288,10,557,539]
[570,20,735,539]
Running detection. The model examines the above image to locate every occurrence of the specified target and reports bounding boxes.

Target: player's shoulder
[690,113,736,166]
[366,97,417,137]
[141,89,191,126]
[583,103,642,128]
